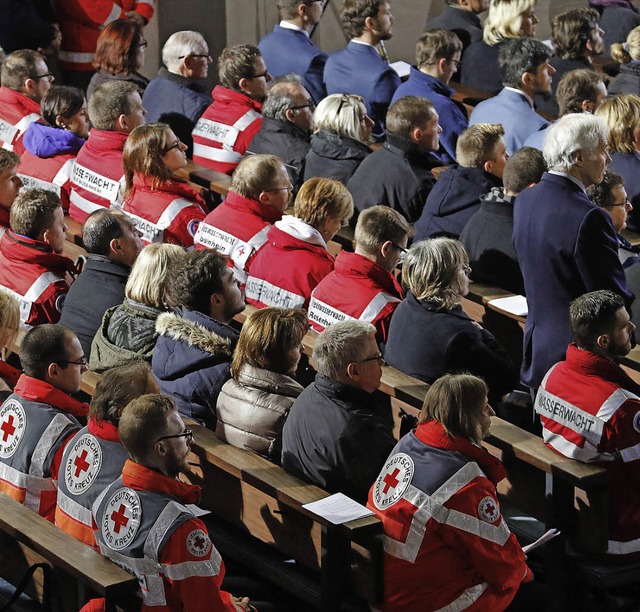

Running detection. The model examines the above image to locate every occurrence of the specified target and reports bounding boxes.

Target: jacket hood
[274,215,327,249]
[23,122,85,157]
[310,129,370,161]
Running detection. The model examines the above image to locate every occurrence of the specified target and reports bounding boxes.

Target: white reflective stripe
[542,430,617,463]
[193,118,240,147]
[192,142,242,164]
[598,388,640,422]
[608,536,640,555]
[0,120,19,146]
[24,271,66,303]
[15,114,40,136]
[123,210,163,244]
[236,226,270,268]
[58,51,95,63]
[157,198,196,230]
[145,501,190,560]
[70,189,108,215]
[30,413,75,477]
[73,163,121,201]
[233,109,261,131]
[2,142,14,152]
[53,158,76,189]
[0,284,32,322]
[619,442,640,463]
[57,488,92,527]
[0,461,56,511]
[97,542,159,575]
[308,296,353,328]
[18,174,62,197]
[442,509,510,546]
[359,291,401,322]
[245,276,305,308]
[161,558,219,580]
[435,583,489,611]
[102,3,122,27]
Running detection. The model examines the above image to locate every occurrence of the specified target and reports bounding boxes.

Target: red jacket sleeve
[27,279,71,325]
[132,0,155,22]
[165,204,206,248]
[57,0,125,28]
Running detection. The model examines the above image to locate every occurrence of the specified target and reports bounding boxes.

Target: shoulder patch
[633,411,640,434]
[64,433,102,495]
[187,219,200,237]
[477,495,501,523]
[100,488,141,550]
[0,400,26,458]
[55,293,66,313]
[372,453,414,511]
[186,528,212,557]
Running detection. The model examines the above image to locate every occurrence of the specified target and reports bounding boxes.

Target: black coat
[424,6,483,55]
[0,0,55,53]
[281,374,395,504]
[594,4,640,55]
[609,61,640,96]
[461,41,504,96]
[304,129,370,184]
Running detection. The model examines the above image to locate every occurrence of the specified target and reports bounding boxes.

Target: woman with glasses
[303,93,373,184]
[121,122,206,248]
[384,237,517,406]
[86,18,149,101]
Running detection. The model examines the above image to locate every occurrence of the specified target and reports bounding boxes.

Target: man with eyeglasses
[192,44,270,175]
[0,324,88,522]
[258,0,328,103]
[282,320,395,504]
[0,49,53,155]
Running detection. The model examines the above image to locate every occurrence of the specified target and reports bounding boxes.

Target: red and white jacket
[0,230,76,325]
[19,152,76,212]
[192,86,263,175]
[535,343,640,558]
[0,88,41,155]
[57,0,156,72]
[308,250,403,343]
[368,421,532,612]
[122,176,206,248]
[245,216,334,310]
[69,129,127,223]
[194,190,282,281]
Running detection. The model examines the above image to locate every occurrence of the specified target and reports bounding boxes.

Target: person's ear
[437,57,448,75]
[581,98,593,114]
[483,159,494,174]
[41,226,54,246]
[410,126,422,144]
[46,361,60,380]
[238,77,251,95]
[380,240,394,258]
[284,108,296,124]
[596,333,610,350]
[346,361,360,380]
[521,71,533,89]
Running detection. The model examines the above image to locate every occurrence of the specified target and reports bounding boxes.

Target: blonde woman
[0,290,20,395]
[609,26,640,96]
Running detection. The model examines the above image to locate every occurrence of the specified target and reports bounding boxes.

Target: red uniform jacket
[308,250,403,343]
[19,152,76,212]
[0,88,41,155]
[192,86,263,175]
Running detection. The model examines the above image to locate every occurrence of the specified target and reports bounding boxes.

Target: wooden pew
[174,160,231,198]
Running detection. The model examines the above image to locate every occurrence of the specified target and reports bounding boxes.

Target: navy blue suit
[470,88,549,154]
[324,41,401,139]
[513,172,633,389]
[460,41,503,96]
[391,68,468,164]
[522,123,551,151]
[258,25,327,103]
[424,6,483,55]
[609,151,640,231]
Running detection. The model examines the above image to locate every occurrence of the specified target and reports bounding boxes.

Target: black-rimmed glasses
[446,57,463,67]
[31,72,54,81]
[156,429,193,443]
[289,102,315,111]
[163,138,183,155]
[178,53,211,60]
[248,70,270,80]
[56,356,87,367]
[265,185,294,193]
[361,353,385,365]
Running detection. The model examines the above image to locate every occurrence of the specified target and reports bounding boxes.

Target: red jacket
[122,175,206,247]
[536,343,640,558]
[194,190,282,280]
[192,86,263,175]
[308,250,403,343]
[19,152,76,212]
[0,231,76,325]
[57,0,156,72]
[69,129,127,223]
[368,421,532,611]
[0,88,41,155]
[246,216,334,309]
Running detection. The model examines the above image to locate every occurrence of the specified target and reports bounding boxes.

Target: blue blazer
[470,88,549,154]
[258,25,327,103]
[391,68,468,164]
[324,41,401,139]
[513,172,633,389]
[522,123,551,151]
[609,151,640,232]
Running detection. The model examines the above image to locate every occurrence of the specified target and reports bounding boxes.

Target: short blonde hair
[293,177,354,229]
[402,238,469,309]
[0,290,20,351]
[231,154,284,200]
[313,93,369,142]
[125,243,185,308]
[611,26,640,64]
[483,0,537,46]
[10,188,62,238]
[354,205,413,255]
[595,94,640,154]
[456,124,505,168]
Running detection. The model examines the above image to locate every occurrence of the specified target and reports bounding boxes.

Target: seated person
[610,26,640,96]
[414,123,506,239]
[121,123,206,248]
[69,81,147,223]
[591,0,640,56]
[192,44,268,175]
[194,154,291,281]
[535,290,640,560]
[143,30,213,157]
[153,250,245,428]
[0,188,76,325]
[347,96,439,223]
[90,243,184,372]
[304,93,373,185]
[55,361,159,547]
[461,146,546,294]
[424,0,486,55]
[246,178,353,309]
[60,209,143,359]
[0,149,22,229]
[308,205,412,343]
[368,373,534,611]
[324,0,400,139]
[470,37,553,154]
[384,238,517,405]
[281,320,395,504]
[216,307,307,461]
[19,85,88,212]
[248,75,314,192]
[0,290,20,397]
[0,324,88,521]
[392,29,467,164]
[92,394,255,611]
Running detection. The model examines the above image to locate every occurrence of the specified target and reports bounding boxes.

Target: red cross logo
[1,415,15,442]
[193,535,205,550]
[382,468,400,494]
[73,449,90,478]
[110,504,130,534]
[484,501,496,516]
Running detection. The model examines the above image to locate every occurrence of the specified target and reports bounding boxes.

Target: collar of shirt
[504,86,534,108]
[279,20,310,37]
[350,39,380,55]
[548,170,587,193]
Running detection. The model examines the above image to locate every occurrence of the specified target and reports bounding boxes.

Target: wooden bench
[174,160,231,198]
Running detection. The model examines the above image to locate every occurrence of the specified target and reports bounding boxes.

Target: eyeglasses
[56,356,87,367]
[178,53,211,60]
[163,138,183,154]
[361,353,385,365]
[156,429,193,443]
[289,101,315,111]
[31,72,54,81]
[265,185,294,193]
[248,70,270,80]
[138,40,148,49]
[446,57,463,67]
[605,200,631,209]
[391,242,407,253]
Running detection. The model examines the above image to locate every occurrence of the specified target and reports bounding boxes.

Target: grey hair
[262,74,303,121]
[543,112,608,172]
[313,320,376,379]
[313,93,368,141]
[162,31,207,73]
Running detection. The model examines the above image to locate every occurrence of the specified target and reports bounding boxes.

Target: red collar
[14,374,89,417]
[131,175,206,210]
[415,420,506,485]
[0,87,41,114]
[88,417,121,442]
[122,460,202,504]
[211,85,263,113]
[86,129,128,153]
[0,360,20,387]
[334,251,403,297]
[2,231,77,274]
[225,190,282,224]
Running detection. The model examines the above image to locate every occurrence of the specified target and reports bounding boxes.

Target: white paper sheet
[302,493,374,525]
[488,295,528,317]
[390,60,411,79]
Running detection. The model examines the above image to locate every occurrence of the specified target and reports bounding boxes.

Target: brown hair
[456,124,505,168]
[595,94,640,154]
[1,49,44,91]
[10,188,61,238]
[88,81,139,130]
[93,18,144,75]
[551,8,600,60]
[293,178,354,229]
[218,44,262,90]
[0,290,19,352]
[416,29,463,67]
[231,154,284,200]
[123,123,172,196]
[385,96,435,139]
[556,69,603,116]
[354,205,413,254]
[0,149,19,174]
[340,0,385,39]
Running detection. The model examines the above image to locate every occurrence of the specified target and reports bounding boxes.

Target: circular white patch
[0,400,26,459]
[55,294,66,313]
[186,529,212,557]
[64,433,103,495]
[633,411,640,434]
[100,488,141,550]
[477,496,501,523]
[187,219,200,237]
[372,453,414,511]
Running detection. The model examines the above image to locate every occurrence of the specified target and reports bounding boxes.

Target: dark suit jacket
[461,40,503,96]
[424,6,483,54]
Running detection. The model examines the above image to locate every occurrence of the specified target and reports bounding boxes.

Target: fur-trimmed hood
[155,310,235,356]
